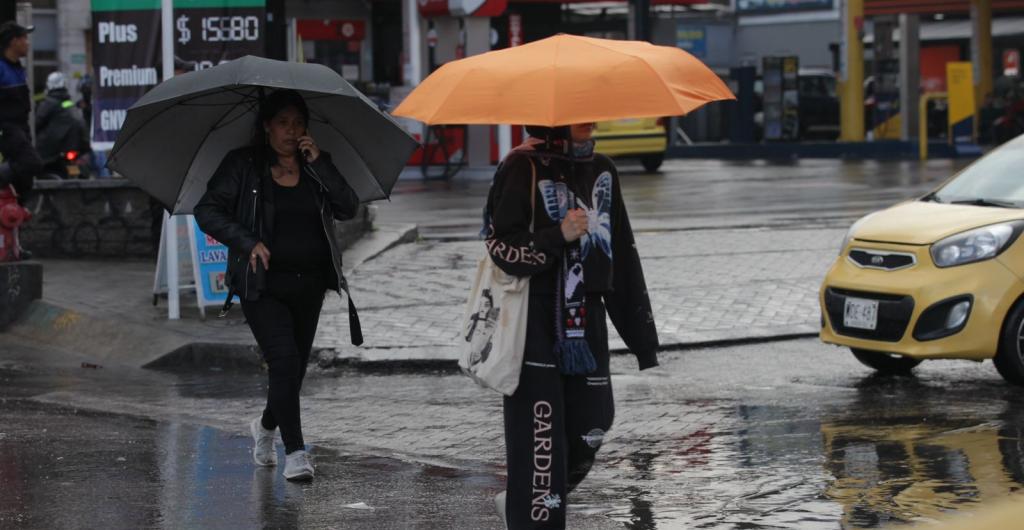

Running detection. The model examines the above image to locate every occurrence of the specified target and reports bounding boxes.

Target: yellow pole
[971,0,993,110]
[840,0,865,141]
[919,92,947,161]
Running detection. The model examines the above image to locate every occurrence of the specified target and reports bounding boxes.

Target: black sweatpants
[503,296,614,529]
[241,270,327,454]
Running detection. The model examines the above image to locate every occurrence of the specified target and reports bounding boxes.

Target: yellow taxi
[820,134,1024,384]
[593,117,668,172]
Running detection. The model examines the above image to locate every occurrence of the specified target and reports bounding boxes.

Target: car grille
[824,287,915,342]
[848,248,916,270]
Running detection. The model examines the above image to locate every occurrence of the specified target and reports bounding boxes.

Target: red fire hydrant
[0,185,31,262]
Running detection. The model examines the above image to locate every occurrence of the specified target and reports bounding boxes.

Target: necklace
[275,161,298,178]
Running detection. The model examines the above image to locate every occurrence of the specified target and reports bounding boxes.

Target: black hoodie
[483,139,660,369]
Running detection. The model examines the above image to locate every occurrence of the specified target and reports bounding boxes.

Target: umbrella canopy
[108,56,417,214]
[392,34,735,126]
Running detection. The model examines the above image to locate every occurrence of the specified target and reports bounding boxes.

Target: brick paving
[314,227,843,357]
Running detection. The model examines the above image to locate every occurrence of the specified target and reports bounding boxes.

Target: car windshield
[932,136,1024,207]
[799,76,836,98]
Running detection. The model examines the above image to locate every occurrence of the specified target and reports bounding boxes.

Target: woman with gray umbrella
[194,89,359,481]
[108,57,415,482]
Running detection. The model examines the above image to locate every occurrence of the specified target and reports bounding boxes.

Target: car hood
[853,201,1024,245]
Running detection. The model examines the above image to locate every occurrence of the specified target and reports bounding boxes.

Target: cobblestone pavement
[314,227,843,358]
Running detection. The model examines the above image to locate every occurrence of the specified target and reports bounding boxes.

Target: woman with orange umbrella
[482,122,659,528]
[394,33,733,528]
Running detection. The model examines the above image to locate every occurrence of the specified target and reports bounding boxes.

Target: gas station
[395,0,722,172]
[389,0,1023,165]
[839,0,1024,157]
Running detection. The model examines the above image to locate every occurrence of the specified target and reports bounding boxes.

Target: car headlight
[840,213,877,255]
[931,222,1023,268]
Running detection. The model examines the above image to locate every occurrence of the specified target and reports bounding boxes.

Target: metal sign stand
[153,214,206,319]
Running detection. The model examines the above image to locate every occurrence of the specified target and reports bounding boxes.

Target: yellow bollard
[840,0,866,141]
[919,92,948,161]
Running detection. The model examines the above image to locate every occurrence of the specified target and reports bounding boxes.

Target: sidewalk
[0,223,416,369]
[2,224,838,370]
[314,226,840,365]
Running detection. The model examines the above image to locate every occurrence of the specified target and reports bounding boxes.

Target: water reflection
[590,372,1024,530]
[821,376,1024,527]
[151,424,507,529]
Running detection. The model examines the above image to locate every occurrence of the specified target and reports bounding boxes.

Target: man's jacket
[35,88,89,162]
[0,57,30,130]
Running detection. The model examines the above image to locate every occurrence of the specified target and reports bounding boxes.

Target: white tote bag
[459,159,536,396]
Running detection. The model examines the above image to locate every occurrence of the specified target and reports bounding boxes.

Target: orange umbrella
[392,34,735,126]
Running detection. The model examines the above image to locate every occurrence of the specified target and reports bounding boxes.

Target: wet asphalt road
[379,159,971,238]
[0,341,622,530]
[3,337,1024,529]
[0,399,503,530]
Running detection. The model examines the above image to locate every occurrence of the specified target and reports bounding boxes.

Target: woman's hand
[249,242,271,271]
[297,135,320,163]
[561,208,589,242]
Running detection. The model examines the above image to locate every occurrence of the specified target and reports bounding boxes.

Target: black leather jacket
[194,146,363,343]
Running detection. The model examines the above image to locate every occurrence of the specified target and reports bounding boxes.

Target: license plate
[844,297,879,330]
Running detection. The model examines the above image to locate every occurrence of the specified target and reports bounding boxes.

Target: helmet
[46,71,66,91]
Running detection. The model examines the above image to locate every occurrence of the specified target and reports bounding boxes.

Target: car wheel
[994,300,1024,386]
[641,154,663,173]
[850,348,922,374]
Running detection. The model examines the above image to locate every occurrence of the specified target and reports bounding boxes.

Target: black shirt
[271,177,332,275]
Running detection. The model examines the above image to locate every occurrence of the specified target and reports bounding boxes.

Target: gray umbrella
[107,56,417,214]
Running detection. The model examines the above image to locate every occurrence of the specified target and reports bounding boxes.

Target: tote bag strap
[527,157,537,234]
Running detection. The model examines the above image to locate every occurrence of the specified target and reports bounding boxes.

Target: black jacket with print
[484,150,660,370]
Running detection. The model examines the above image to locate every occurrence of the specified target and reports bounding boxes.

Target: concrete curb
[6,295,820,374]
[343,223,419,274]
[143,342,264,372]
[311,331,822,374]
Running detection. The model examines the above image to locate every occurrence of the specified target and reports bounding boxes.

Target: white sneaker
[495,491,507,529]
[250,418,277,467]
[283,450,315,481]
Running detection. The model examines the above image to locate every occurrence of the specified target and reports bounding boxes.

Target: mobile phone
[299,129,312,162]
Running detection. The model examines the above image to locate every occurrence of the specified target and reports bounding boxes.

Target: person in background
[76,73,93,135]
[35,71,90,177]
[0,21,42,199]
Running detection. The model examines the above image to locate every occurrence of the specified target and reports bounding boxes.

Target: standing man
[0,20,43,199]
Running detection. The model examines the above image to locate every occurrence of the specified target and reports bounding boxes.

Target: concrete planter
[20,179,372,259]
[0,261,42,331]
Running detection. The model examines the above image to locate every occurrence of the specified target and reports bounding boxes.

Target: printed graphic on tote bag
[465,288,499,365]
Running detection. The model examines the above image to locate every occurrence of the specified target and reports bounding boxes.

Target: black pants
[0,122,42,202]
[503,296,614,530]
[241,270,327,454]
